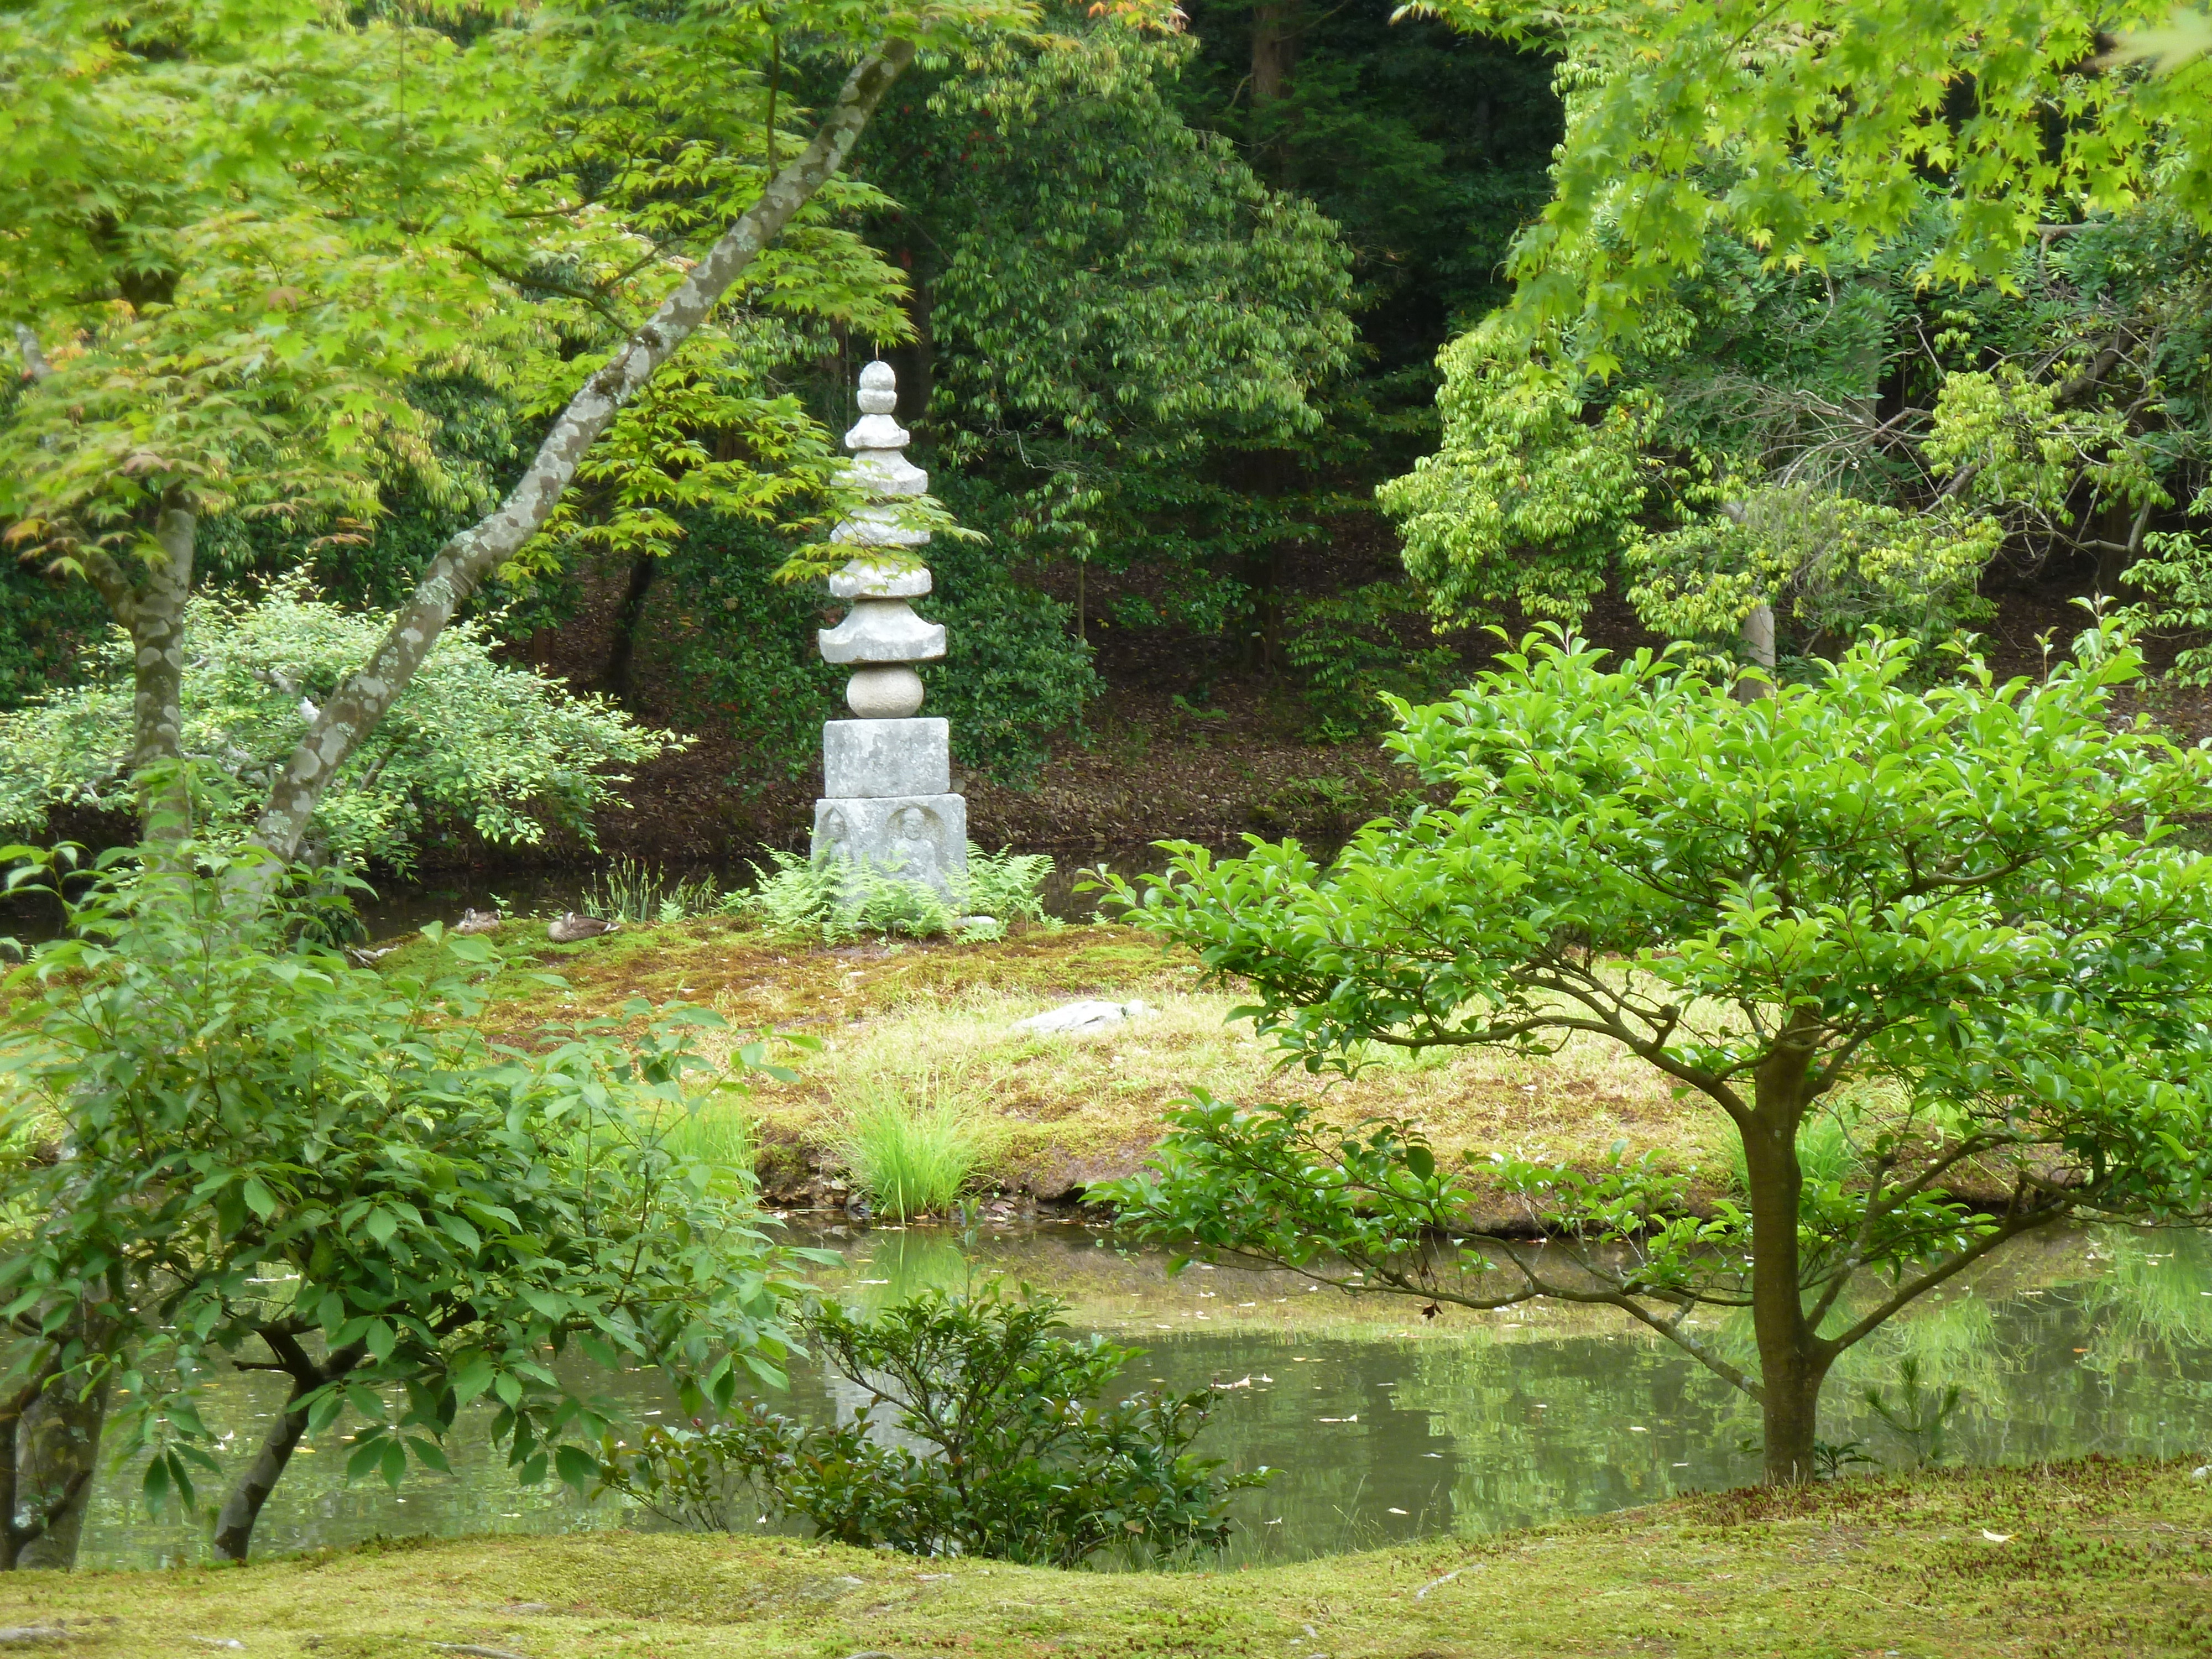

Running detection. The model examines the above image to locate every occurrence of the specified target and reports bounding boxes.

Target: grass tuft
[838,1084,990,1219]
[585,855,723,924]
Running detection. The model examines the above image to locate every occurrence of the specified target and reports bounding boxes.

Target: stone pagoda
[811,360,966,897]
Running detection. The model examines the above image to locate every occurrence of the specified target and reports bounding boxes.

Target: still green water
[78,1220,2212,1568]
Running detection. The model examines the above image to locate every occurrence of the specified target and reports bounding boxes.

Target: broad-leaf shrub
[591,1286,1264,1566]
[0,843,807,1559]
[0,580,676,873]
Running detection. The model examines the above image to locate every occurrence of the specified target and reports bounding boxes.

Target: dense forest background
[6,1,2205,865]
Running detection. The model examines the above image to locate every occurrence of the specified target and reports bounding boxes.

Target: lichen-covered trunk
[12,1358,109,1569]
[1742,1042,1830,1485]
[130,497,196,835]
[251,39,916,865]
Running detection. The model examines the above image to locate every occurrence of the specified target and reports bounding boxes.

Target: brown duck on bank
[453,907,502,935]
[547,912,618,944]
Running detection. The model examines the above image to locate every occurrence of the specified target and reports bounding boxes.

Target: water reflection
[78,1222,2212,1568]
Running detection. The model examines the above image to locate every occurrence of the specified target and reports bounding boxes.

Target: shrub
[837,1087,988,1219]
[590,1286,1267,1566]
[0,577,679,874]
[0,841,803,1563]
[1104,624,2212,1485]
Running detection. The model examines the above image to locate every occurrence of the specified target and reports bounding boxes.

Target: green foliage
[1390,205,2212,655]
[0,841,810,1539]
[1103,624,2212,1470]
[1281,582,1462,741]
[589,1286,1266,1566]
[860,5,1354,625]
[1425,0,2212,366]
[838,1088,989,1219]
[0,562,108,712]
[962,846,1055,927]
[1377,345,1658,627]
[1811,1438,1878,1481]
[737,844,1053,943]
[629,510,1096,789]
[2120,530,2212,684]
[921,529,1101,781]
[0,580,675,874]
[1625,487,2000,664]
[1384,0,2212,656]
[738,852,961,943]
[1176,1,1562,369]
[1864,1358,1966,1470]
[585,857,726,926]
[656,1098,758,1176]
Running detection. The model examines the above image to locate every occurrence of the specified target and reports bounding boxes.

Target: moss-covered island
[380,915,1736,1209]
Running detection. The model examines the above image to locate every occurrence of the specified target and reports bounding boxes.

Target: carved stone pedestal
[812,792,968,898]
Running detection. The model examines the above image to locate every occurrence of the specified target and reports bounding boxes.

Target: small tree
[0,841,810,1563]
[592,1285,1265,1566]
[1104,627,2212,1484]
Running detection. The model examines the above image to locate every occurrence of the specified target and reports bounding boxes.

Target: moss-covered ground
[9,1459,2206,1656]
[378,917,1734,1203]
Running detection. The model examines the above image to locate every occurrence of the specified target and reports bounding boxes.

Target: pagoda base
[812,793,968,899]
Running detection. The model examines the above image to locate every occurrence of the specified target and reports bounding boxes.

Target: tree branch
[250,37,919,862]
[12,324,50,381]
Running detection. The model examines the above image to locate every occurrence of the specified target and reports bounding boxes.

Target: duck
[547,911,619,944]
[453,907,503,935]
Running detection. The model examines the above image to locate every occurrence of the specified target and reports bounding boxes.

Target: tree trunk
[604,553,659,701]
[130,495,196,834]
[1741,1042,1828,1484]
[12,1361,109,1569]
[212,1335,363,1564]
[1249,2,1300,183]
[250,39,918,863]
[1735,602,1775,703]
[0,1353,64,1571]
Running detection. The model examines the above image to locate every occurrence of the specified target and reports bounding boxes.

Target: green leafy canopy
[1104,623,2212,1468]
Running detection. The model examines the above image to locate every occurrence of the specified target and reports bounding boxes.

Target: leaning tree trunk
[250,39,918,864]
[1740,1038,1830,1484]
[212,1334,365,1563]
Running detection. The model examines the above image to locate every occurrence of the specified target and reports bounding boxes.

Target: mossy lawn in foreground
[7,1459,2206,1657]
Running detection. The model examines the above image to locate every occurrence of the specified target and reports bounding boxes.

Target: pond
[77,1219,2212,1569]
